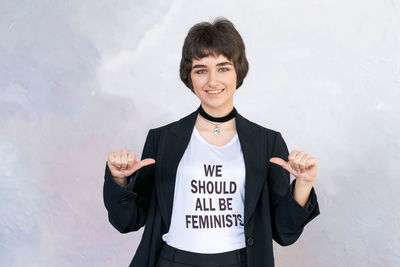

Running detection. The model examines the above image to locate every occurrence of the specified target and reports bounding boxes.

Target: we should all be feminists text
[185,164,244,229]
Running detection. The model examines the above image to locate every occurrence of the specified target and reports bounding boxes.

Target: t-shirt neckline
[193,126,238,148]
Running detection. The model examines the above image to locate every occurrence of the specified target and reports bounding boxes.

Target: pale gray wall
[1,0,399,266]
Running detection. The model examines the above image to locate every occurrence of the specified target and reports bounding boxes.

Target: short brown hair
[179,17,249,93]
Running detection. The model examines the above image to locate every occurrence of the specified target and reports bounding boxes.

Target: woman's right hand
[107,149,156,187]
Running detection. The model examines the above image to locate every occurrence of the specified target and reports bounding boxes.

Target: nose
[207,70,219,88]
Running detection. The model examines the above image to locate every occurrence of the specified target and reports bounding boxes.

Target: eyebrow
[192,61,232,69]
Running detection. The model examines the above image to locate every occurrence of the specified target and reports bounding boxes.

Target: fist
[269,150,317,186]
[107,149,156,187]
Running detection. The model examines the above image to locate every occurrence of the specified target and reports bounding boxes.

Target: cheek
[226,73,237,86]
[191,75,206,89]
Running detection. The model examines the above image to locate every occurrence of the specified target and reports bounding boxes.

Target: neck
[200,103,234,118]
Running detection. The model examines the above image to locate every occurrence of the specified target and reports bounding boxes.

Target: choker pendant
[213,125,221,135]
[197,105,236,136]
[200,117,222,135]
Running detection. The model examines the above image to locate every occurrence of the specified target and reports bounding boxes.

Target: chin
[201,101,228,109]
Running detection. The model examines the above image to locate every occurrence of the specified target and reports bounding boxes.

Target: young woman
[103,17,320,267]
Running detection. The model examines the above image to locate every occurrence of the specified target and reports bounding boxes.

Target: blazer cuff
[289,179,314,212]
[104,162,138,199]
[281,179,320,230]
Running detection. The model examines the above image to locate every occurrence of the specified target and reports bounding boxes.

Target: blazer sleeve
[268,131,320,246]
[103,128,156,233]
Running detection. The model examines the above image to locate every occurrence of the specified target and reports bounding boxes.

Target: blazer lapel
[156,110,198,230]
[156,109,266,230]
[235,112,266,225]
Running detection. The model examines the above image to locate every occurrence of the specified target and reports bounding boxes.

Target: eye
[195,69,207,74]
[219,67,229,72]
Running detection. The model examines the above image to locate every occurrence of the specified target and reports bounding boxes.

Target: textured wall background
[1,0,399,266]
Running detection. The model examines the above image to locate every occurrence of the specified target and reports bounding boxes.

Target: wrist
[293,179,313,208]
[295,179,314,189]
[112,176,128,187]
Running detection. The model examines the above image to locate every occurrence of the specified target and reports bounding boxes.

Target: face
[190,54,237,113]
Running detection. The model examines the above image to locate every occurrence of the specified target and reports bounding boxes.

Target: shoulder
[237,112,283,140]
[240,115,289,157]
[150,113,191,132]
[147,110,197,136]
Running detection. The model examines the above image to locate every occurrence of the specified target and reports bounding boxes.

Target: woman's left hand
[269,150,318,186]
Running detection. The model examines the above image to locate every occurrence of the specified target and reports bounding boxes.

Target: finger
[108,152,115,165]
[288,150,299,162]
[140,158,156,167]
[269,157,287,168]
[106,152,114,170]
[121,149,128,169]
[270,157,297,176]
[288,150,300,171]
[306,157,317,168]
[293,151,305,171]
[127,150,136,168]
[299,154,311,173]
[295,151,307,172]
[115,151,122,169]
[110,152,118,167]
[133,158,156,172]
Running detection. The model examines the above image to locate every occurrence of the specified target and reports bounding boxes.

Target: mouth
[205,89,224,95]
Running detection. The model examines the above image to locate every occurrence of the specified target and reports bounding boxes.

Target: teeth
[207,89,223,94]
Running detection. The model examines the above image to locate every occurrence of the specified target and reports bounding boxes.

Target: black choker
[197,105,237,136]
[197,105,237,122]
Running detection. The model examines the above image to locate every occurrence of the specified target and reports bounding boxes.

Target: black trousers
[156,241,247,267]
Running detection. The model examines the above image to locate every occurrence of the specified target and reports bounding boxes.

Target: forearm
[292,180,314,208]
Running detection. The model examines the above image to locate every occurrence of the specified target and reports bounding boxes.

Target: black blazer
[103,108,320,267]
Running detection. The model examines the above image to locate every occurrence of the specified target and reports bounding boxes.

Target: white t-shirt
[162,126,246,253]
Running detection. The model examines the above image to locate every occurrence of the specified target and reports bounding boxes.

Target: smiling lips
[206,89,224,95]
